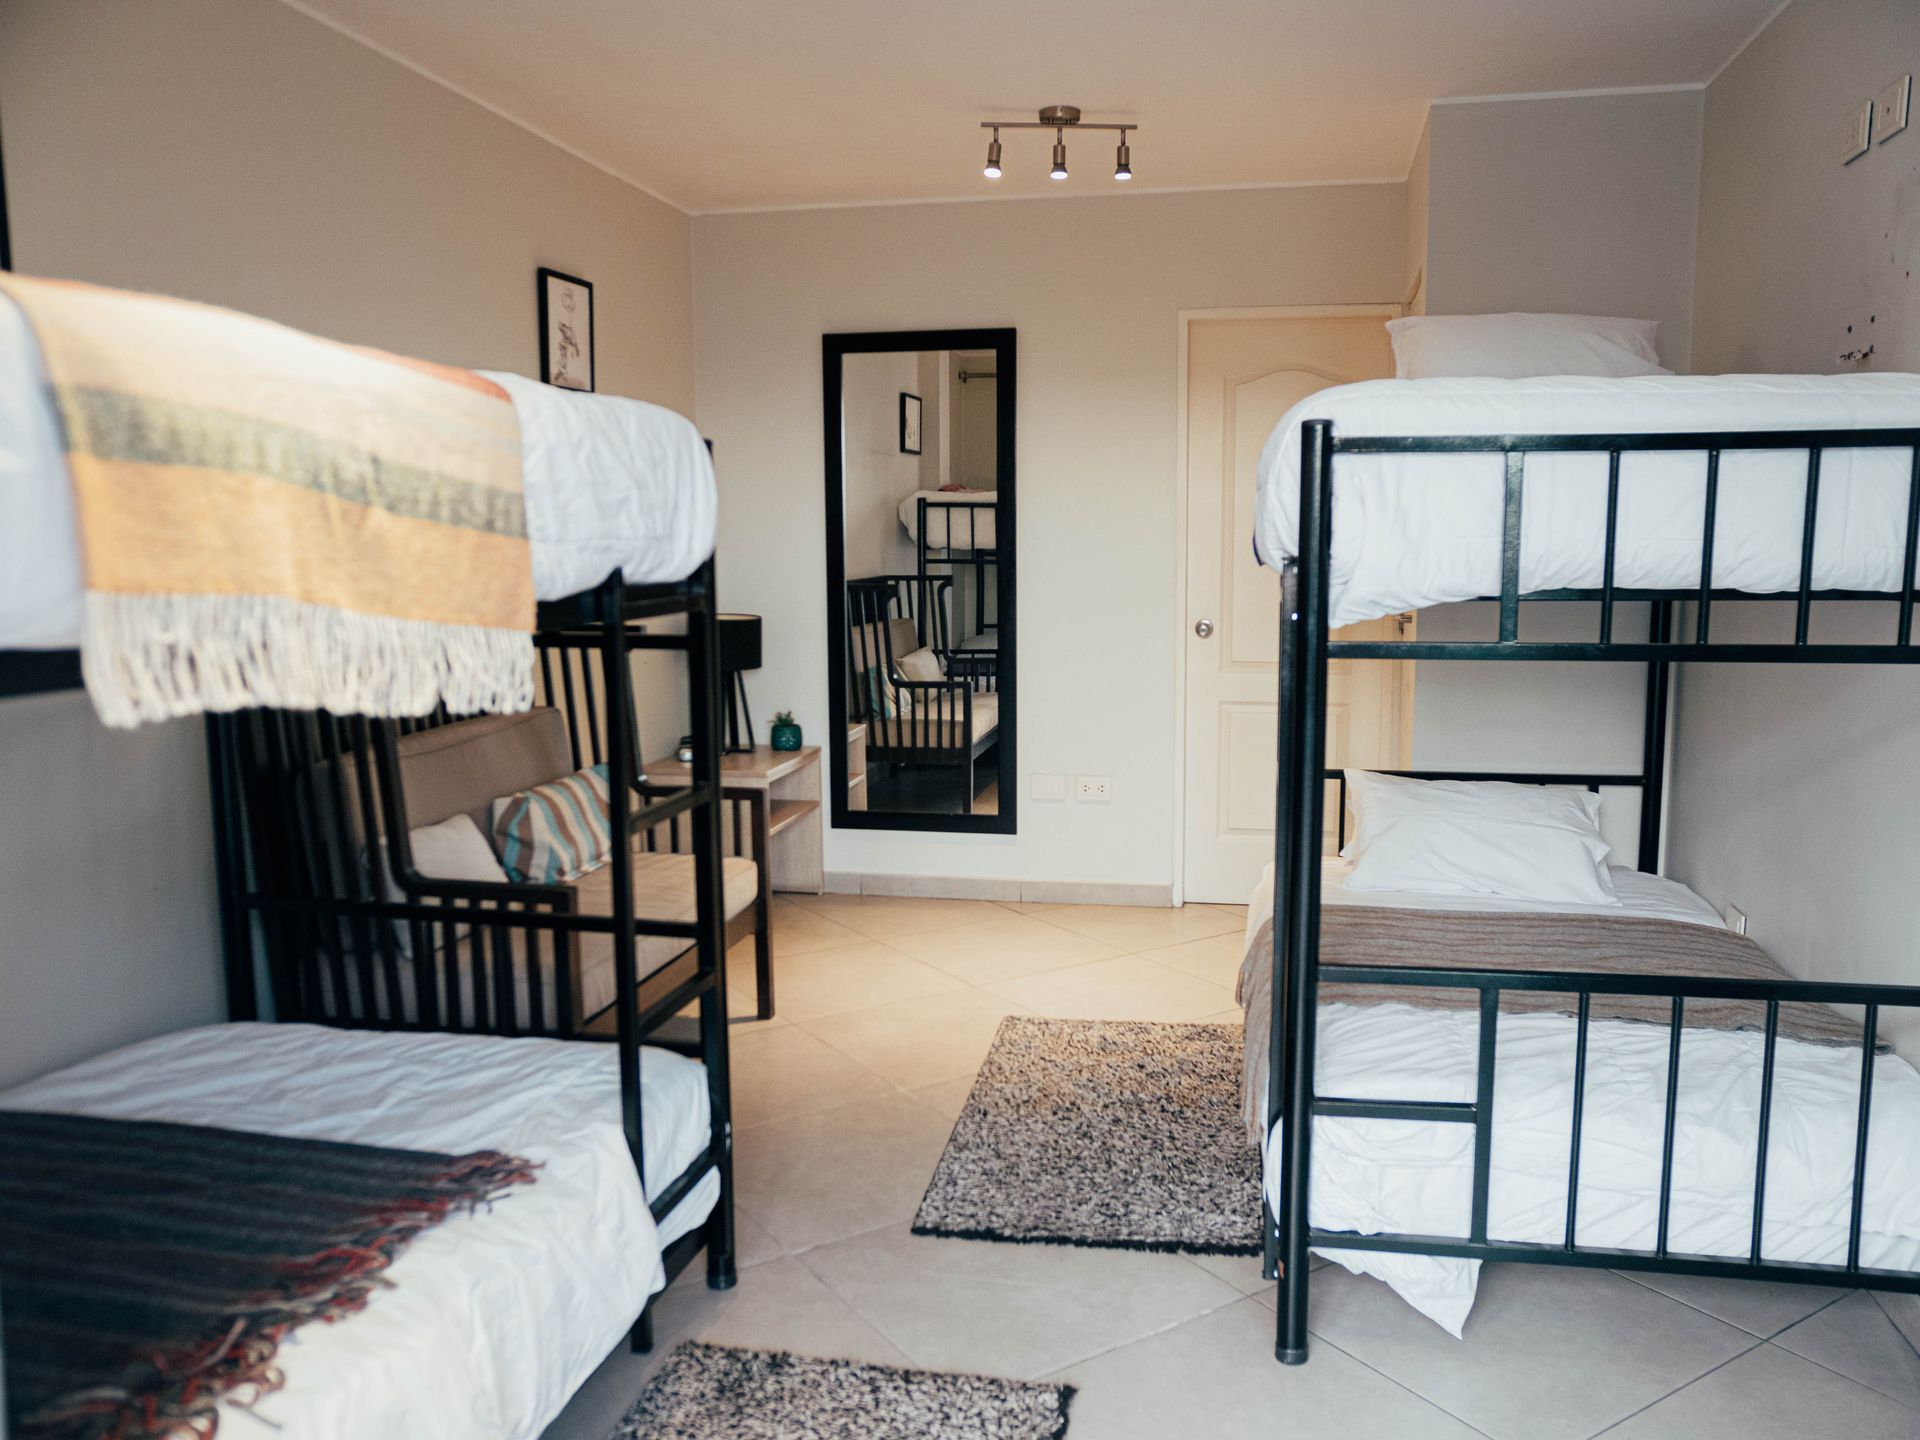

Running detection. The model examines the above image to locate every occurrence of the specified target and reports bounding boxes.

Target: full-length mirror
[824,328,1015,833]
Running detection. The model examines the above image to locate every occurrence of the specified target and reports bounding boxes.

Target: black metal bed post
[1262,560,1302,1284]
[1277,419,1335,1364]
[688,559,738,1292]
[205,716,258,1021]
[600,578,647,1188]
[1637,601,1673,873]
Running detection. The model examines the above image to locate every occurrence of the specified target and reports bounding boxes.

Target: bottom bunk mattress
[1239,861,1920,1337]
[0,1022,719,1440]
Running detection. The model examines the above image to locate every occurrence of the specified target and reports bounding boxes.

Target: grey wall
[0,0,696,1087]
[1670,0,1920,1053]
[1426,90,1705,369]
[1407,90,1705,811]
[1691,0,1920,374]
[1404,119,1431,313]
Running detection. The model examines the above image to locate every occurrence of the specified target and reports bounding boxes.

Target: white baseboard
[822,872,1175,908]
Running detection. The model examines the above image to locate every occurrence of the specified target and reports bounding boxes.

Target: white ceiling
[284,0,1780,213]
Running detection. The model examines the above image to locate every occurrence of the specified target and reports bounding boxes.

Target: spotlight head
[1051,133,1069,180]
[984,132,1002,180]
[1114,136,1132,181]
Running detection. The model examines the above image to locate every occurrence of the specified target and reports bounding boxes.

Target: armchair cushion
[490,764,615,883]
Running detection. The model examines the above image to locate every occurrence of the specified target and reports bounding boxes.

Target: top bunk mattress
[0,291,717,649]
[898,489,997,549]
[1253,373,1920,628]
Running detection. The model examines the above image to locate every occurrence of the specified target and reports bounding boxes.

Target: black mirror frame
[823,327,1017,836]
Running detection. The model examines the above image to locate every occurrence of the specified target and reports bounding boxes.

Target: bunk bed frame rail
[1268,420,1920,1364]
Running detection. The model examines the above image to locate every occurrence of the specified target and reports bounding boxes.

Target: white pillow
[895,646,945,683]
[369,813,511,956]
[1386,313,1670,380]
[1341,770,1618,906]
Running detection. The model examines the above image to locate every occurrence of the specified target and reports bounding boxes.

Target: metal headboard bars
[1269,420,1920,1365]
[916,495,1000,652]
[206,564,738,1351]
[1321,426,1920,663]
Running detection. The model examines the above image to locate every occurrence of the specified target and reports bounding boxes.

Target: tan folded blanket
[1237,906,1870,1145]
[0,273,534,726]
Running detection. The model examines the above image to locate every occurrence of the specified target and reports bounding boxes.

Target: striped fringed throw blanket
[0,273,535,727]
[1237,906,1876,1145]
[0,1109,536,1440]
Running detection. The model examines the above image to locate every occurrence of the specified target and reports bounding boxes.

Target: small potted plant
[770,710,803,751]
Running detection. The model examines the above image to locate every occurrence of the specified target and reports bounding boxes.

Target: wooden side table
[645,744,824,894]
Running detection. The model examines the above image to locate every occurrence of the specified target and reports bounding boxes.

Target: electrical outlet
[1842,99,1874,164]
[1075,775,1112,803]
[1722,903,1749,937]
[1877,75,1911,144]
[1030,773,1067,802]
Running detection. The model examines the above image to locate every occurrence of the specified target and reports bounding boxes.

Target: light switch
[1842,99,1873,164]
[1030,773,1067,801]
[1877,75,1911,144]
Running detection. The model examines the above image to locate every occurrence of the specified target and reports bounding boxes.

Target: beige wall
[0,0,695,1086]
[1670,0,1920,1052]
[1426,91,1704,370]
[693,184,1406,889]
[841,350,925,581]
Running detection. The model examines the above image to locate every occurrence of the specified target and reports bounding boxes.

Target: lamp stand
[724,670,756,753]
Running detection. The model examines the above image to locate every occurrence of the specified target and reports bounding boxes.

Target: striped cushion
[489,764,614,883]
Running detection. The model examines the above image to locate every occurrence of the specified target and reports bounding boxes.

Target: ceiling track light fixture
[979,105,1136,184]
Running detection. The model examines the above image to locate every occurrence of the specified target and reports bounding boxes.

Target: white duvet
[0,292,717,648]
[1246,863,1920,1337]
[0,1023,719,1440]
[1253,373,1920,628]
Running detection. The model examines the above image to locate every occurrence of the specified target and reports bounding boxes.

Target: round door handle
[1194,619,1215,638]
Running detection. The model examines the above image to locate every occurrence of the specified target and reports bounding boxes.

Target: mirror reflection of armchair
[845,576,999,815]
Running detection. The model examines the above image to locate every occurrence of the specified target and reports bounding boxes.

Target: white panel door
[1182,312,1411,904]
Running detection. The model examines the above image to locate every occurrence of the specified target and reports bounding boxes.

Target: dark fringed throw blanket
[0,1109,536,1440]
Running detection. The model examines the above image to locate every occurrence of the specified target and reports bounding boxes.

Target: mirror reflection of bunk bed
[909,493,1000,689]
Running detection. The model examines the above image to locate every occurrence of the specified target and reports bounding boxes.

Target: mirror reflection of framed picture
[899,391,922,455]
[537,268,594,392]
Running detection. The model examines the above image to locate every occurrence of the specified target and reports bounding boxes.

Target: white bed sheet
[0,292,718,648]
[897,489,997,549]
[0,1023,718,1440]
[1253,373,1920,628]
[1244,862,1920,1337]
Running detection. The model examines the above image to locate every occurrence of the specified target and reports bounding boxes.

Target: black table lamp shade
[718,614,762,752]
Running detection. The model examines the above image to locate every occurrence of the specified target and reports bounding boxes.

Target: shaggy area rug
[912,1016,1262,1255]
[610,1343,1074,1439]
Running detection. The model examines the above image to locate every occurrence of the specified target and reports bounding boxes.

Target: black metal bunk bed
[1266,418,1920,1364]
[196,565,738,1348]
[0,569,739,1350]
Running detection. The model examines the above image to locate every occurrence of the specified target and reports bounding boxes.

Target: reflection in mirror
[825,329,1015,834]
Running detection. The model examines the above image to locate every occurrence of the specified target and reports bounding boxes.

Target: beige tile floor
[545,894,1920,1440]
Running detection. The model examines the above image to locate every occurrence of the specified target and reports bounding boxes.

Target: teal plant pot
[770,722,802,751]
